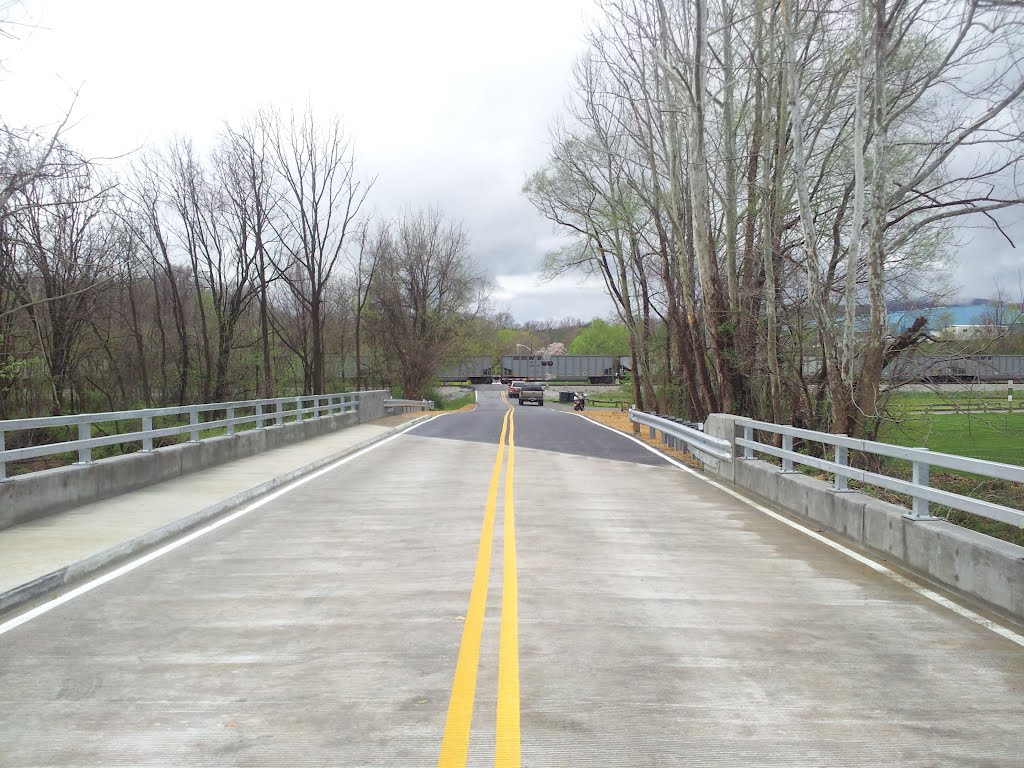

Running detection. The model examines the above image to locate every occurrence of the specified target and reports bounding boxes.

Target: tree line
[0,107,491,419]
[525,0,1024,437]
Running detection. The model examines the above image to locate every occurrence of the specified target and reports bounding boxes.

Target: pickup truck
[518,383,544,406]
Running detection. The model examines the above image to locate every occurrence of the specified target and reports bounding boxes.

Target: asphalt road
[416,384,668,466]
[1,387,1023,767]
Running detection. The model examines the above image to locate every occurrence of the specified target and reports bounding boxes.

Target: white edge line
[0,415,441,637]
[579,413,1024,649]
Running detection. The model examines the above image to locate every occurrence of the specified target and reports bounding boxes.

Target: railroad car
[882,355,1024,383]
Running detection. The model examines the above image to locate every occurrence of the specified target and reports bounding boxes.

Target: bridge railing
[0,393,363,482]
[384,398,434,414]
[734,417,1024,528]
[628,409,733,463]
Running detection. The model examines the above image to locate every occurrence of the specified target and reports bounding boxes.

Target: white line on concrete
[0,416,441,637]
[580,415,1024,649]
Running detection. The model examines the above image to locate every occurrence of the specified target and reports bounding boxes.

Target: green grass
[764,410,1024,546]
[870,411,1024,546]
[436,391,475,411]
[879,411,1024,465]
[886,390,1016,412]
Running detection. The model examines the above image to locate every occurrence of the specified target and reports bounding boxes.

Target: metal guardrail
[629,409,733,462]
[0,392,367,482]
[384,398,434,414]
[735,417,1024,528]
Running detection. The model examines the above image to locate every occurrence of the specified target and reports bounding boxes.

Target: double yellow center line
[437,395,520,768]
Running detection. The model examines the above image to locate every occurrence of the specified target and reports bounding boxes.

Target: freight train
[436,355,631,384]
[882,355,1024,383]
[437,354,1024,386]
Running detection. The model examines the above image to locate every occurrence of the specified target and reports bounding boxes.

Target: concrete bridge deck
[1,386,1022,766]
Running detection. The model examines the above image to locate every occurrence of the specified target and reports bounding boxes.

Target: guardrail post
[227,407,235,436]
[189,409,200,442]
[255,403,264,429]
[313,397,321,419]
[276,400,284,426]
[0,430,6,481]
[296,396,303,421]
[631,407,640,436]
[834,444,849,491]
[142,416,154,451]
[742,425,753,459]
[780,433,796,473]
[77,421,92,464]
[910,452,931,519]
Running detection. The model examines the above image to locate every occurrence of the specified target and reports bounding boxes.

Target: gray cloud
[953,218,1024,301]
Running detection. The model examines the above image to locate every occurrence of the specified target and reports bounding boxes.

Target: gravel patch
[436,386,473,402]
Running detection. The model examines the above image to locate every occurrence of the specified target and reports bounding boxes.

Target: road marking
[496,399,520,768]
[0,416,442,638]
[437,399,513,767]
[579,414,1024,649]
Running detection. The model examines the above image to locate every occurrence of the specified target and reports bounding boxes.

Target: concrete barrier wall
[0,392,390,531]
[700,413,1024,623]
[357,390,386,423]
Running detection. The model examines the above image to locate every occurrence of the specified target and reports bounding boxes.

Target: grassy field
[886,389,1017,413]
[869,411,1024,545]
[879,411,1024,465]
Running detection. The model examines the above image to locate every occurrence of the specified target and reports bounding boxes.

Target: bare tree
[223,118,278,398]
[264,107,372,394]
[526,0,1024,436]
[8,147,114,413]
[369,208,489,399]
[124,155,193,405]
[348,223,383,392]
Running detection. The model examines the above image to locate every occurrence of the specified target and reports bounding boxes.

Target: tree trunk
[782,0,850,433]
[844,0,868,387]
[854,0,890,434]
[311,290,325,395]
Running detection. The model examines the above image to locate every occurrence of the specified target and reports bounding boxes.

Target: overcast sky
[2,0,1021,322]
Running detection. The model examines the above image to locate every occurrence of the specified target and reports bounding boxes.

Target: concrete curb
[0,415,433,617]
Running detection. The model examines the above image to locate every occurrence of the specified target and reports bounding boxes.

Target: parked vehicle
[519,383,544,406]
[573,392,586,411]
[508,381,524,399]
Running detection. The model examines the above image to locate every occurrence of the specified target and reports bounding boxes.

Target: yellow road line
[437,398,513,768]
[496,401,521,767]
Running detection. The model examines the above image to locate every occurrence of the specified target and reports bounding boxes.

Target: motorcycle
[573,392,586,412]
